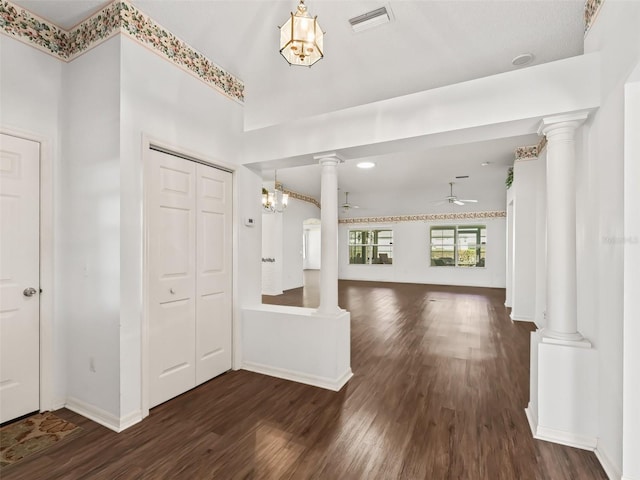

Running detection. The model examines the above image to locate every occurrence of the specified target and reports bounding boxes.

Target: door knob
[23,287,38,297]
[169,288,175,294]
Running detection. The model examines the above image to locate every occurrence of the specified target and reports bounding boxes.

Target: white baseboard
[594,442,622,480]
[525,404,538,436]
[510,312,534,322]
[242,362,353,392]
[525,404,597,451]
[65,397,142,433]
[533,424,597,451]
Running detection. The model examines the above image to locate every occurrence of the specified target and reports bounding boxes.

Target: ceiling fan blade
[351,205,360,209]
[459,199,478,203]
[453,200,465,206]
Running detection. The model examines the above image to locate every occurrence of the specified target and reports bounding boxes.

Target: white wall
[303,225,321,270]
[261,213,283,295]
[510,158,539,322]
[534,149,547,329]
[119,35,253,419]
[582,1,640,476]
[0,37,66,408]
[623,67,640,480]
[505,191,514,307]
[282,200,320,290]
[61,37,122,417]
[243,53,600,166]
[339,217,506,288]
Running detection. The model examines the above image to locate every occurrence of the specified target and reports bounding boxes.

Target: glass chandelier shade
[279,0,324,67]
[262,181,289,213]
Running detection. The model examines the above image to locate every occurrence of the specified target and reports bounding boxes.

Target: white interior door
[148,149,197,408]
[148,149,233,408]
[0,134,40,423]
[195,163,232,385]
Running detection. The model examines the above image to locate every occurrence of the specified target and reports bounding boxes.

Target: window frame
[348,228,394,265]
[430,224,486,268]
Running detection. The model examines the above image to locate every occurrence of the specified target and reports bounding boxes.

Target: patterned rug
[0,412,81,468]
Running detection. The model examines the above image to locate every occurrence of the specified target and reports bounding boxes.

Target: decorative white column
[316,153,343,315]
[525,110,597,452]
[538,111,589,344]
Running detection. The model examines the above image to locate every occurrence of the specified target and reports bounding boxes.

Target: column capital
[314,152,344,166]
[537,111,589,136]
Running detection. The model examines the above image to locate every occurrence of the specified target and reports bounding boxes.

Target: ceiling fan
[431,182,478,206]
[341,192,360,211]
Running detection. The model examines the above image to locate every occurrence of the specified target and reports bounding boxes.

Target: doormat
[0,412,81,468]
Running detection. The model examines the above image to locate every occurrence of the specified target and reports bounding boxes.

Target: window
[349,229,393,264]
[430,225,486,267]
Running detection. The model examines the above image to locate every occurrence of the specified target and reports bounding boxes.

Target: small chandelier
[279,0,324,67]
[262,171,289,213]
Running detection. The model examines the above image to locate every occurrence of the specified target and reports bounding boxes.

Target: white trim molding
[242,362,353,392]
[0,126,57,413]
[594,442,622,480]
[526,405,598,451]
[66,397,142,433]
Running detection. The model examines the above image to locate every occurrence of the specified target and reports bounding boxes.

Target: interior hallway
[4,281,606,479]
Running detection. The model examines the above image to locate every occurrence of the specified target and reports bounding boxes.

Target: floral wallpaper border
[515,136,548,161]
[515,145,538,160]
[0,0,244,103]
[537,135,547,154]
[585,0,605,35]
[339,211,506,224]
[283,189,321,209]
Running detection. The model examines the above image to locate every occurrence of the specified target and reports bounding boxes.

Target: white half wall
[339,217,506,288]
[242,304,352,391]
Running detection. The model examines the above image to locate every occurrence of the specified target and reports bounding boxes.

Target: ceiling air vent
[349,6,391,33]
[455,175,469,179]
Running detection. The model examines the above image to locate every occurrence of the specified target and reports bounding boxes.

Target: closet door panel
[195,164,232,385]
[148,150,197,408]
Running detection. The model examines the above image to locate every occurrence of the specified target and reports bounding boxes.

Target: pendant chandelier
[279,0,324,67]
[262,171,289,213]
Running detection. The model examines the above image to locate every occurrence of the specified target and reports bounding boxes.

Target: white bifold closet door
[148,149,232,409]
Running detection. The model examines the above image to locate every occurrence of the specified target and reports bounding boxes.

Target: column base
[541,328,592,348]
[527,330,598,450]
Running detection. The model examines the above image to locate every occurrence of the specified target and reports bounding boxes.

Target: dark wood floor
[3,280,606,479]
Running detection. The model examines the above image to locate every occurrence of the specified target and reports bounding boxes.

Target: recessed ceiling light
[512,53,534,67]
[481,162,491,167]
[357,161,376,169]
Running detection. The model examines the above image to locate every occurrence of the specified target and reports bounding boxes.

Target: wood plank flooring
[3,280,607,479]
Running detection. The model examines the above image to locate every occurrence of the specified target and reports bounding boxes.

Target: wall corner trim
[594,442,623,480]
[65,397,143,433]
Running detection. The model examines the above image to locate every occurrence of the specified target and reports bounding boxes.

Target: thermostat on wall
[245,217,255,227]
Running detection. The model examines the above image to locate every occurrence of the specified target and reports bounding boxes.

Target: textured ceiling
[13,0,584,211]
